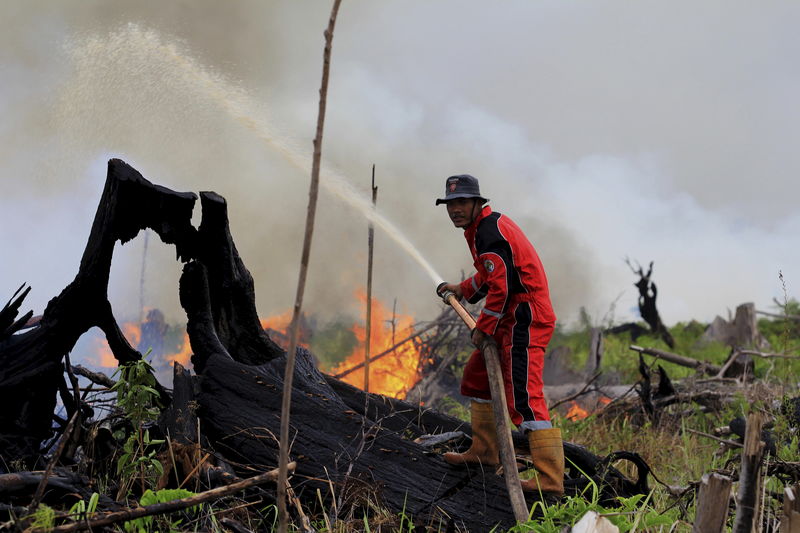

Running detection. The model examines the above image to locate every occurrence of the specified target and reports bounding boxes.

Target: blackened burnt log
[0,159,197,466]
[326,376,654,507]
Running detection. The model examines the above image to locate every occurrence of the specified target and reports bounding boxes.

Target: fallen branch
[738,349,800,360]
[756,310,800,322]
[71,365,116,388]
[45,463,294,533]
[685,428,743,448]
[630,345,722,376]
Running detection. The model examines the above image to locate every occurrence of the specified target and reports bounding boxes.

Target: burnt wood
[0,159,197,466]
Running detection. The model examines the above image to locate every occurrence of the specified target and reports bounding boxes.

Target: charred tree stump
[692,473,732,533]
[733,411,766,533]
[781,484,800,532]
[626,259,675,349]
[0,159,197,466]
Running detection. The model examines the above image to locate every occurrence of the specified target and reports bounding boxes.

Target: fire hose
[436,283,529,523]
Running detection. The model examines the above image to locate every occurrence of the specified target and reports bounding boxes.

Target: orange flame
[164,332,192,367]
[92,322,143,368]
[260,310,293,333]
[92,336,118,368]
[565,396,613,421]
[89,293,425,401]
[92,321,193,368]
[566,401,590,421]
[328,290,421,399]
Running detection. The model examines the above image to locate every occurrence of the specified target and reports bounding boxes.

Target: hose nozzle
[436,281,452,302]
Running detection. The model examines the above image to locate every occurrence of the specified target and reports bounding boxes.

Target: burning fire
[260,309,293,333]
[164,332,192,366]
[327,290,421,399]
[565,396,613,421]
[92,321,192,369]
[566,402,589,421]
[91,322,143,368]
[90,292,425,400]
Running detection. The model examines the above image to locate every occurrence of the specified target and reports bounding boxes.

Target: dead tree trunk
[626,259,674,348]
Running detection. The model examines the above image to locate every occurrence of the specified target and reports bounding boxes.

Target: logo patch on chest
[484,259,495,273]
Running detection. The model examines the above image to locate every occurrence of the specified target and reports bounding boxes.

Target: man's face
[446,198,480,228]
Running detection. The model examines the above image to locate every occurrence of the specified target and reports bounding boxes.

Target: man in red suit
[437,174,563,497]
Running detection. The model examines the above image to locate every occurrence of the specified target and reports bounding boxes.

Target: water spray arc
[121,27,444,286]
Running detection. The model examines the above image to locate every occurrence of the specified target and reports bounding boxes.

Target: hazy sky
[1,1,798,333]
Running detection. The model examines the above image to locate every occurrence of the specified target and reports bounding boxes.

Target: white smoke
[1,1,798,337]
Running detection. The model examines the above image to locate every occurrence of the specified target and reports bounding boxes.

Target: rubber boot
[443,401,500,466]
[520,428,565,496]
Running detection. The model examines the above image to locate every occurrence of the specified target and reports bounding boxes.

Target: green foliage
[759,298,800,350]
[436,395,470,421]
[311,319,359,367]
[501,479,680,533]
[27,504,56,531]
[123,488,198,533]
[111,357,165,498]
[116,428,165,483]
[112,357,162,427]
[68,492,99,521]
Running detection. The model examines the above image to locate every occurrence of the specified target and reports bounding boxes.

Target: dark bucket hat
[435,174,489,205]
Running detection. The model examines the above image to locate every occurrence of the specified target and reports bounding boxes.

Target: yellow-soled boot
[521,428,565,496]
[443,401,499,466]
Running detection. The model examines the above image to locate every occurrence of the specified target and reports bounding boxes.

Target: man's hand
[440,282,463,300]
[471,327,486,348]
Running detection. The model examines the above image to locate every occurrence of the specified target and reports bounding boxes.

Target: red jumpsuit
[458,205,556,426]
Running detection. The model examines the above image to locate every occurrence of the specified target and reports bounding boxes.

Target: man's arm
[473,247,513,336]
[459,272,488,304]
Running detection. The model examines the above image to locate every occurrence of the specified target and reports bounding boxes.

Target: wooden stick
[756,309,800,321]
[46,463,294,533]
[278,2,341,532]
[71,365,116,388]
[685,428,743,448]
[738,349,800,360]
[29,410,80,512]
[441,294,529,524]
[364,164,377,393]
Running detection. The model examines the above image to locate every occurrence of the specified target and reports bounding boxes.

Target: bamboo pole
[277,2,342,532]
[364,165,377,393]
